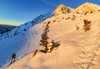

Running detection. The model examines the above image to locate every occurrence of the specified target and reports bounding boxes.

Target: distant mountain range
[0,26,9,34]
[0,24,16,34]
[0,24,16,30]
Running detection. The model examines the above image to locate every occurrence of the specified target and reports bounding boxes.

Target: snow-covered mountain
[75,2,100,13]
[0,2,100,69]
[6,11,100,69]
[52,2,100,15]
[0,12,52,40]
[0,12,53,68]
[52,4,70,15]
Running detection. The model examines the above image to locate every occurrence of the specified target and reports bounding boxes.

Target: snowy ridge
[52,2,100,15]
[0,12,53,40]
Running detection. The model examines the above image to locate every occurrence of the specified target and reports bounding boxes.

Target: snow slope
[6,11,100,69]
[0,12,53,68]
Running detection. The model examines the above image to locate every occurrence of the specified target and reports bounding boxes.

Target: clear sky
[0,0,100,26]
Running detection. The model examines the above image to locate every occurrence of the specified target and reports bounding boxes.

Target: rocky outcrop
[52,4,70,15]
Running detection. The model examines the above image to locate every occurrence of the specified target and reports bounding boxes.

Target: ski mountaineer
[10,53,16,64]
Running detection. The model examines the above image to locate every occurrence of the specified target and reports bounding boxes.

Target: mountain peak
[52,2,100,14]
[75,2,100,13]
[58,4,65,6]
[83,2,92,5]
[52,4,70,15]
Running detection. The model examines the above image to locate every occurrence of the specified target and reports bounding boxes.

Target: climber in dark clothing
[10,53,16,64]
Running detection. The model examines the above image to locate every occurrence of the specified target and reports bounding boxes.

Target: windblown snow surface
[4,11,100,69]
[0,12,52,68]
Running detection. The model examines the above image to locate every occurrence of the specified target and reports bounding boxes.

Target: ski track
[87,44,100,69]
[54,49,59,64]
[73,20,100,69]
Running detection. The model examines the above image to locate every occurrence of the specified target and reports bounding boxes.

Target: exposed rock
[52,4,70,15]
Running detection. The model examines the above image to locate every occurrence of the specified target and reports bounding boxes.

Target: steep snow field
[0,12,52,68]
[0,23,43,67]
[5,12,100,69]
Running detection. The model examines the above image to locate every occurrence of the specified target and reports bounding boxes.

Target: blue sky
[0,0,100,26]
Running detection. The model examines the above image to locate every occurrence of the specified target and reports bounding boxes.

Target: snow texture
[0,12,53,68]
[1,2,100,69]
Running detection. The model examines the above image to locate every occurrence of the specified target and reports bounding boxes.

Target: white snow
[1,2,100,69]
[0,12,53,68]
[4,11,100,69]
[75,2,100,13]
